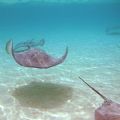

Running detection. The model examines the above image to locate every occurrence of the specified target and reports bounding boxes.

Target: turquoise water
[0,1,120,120]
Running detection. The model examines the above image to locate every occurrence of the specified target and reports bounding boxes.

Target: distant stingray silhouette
[79,77,120,120]
[6,40,68,68]
[106,26,120,35]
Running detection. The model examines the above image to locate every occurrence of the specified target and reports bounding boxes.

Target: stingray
[13,39,45,53]
[106,26,120,35]
[6,40,68,68]
[79,77,120,120]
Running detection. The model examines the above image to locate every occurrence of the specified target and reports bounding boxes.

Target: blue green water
[0,2,120,120]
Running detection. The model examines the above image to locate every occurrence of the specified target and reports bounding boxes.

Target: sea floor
[0,32,120,120]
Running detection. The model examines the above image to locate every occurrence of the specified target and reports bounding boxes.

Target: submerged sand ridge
[12,81,73,109]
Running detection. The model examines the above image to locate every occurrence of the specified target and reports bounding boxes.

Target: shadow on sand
[12,81,73,109]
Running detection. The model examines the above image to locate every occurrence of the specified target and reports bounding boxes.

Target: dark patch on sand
[12,82,73,109]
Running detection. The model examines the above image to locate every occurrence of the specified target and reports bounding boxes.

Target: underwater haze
[0,1,120,120]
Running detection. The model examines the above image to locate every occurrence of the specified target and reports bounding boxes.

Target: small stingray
[117,45,120,49]
[14,39,45,53]
[79,77,120,120]
[12,82,73,109]
[106,26,120,35]
[6,40,68,68]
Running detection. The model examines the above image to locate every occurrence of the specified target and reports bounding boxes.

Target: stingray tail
[79,76,108,101]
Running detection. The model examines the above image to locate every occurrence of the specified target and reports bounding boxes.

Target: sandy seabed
[0,43,120,120]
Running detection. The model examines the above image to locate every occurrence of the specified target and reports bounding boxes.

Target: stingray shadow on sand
[12,81,73,109]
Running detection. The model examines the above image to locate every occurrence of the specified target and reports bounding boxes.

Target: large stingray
[6,40,68,68]
[79,77,120,120]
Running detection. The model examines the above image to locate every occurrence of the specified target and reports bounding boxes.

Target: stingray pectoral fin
[5,40,13,55]
[53,47,68,66]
